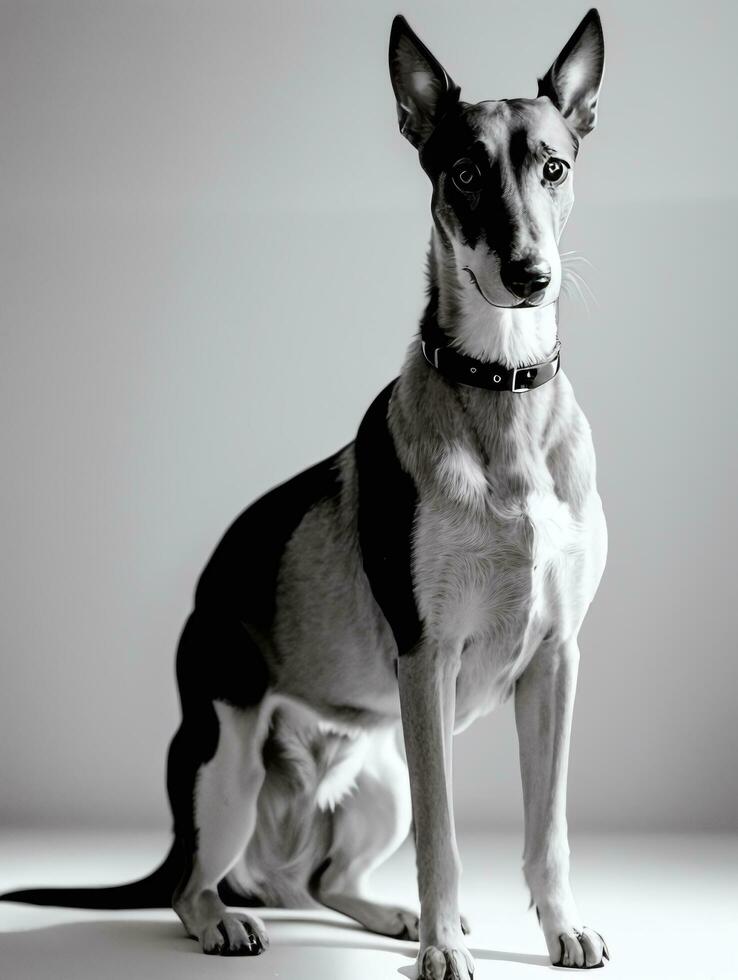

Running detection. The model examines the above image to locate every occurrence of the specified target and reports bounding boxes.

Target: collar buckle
[511,365,528,394]
[511,340,561,392]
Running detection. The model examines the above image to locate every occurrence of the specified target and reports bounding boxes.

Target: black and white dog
[3,10,609,976]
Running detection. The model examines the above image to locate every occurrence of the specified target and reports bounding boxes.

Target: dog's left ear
[389,15,460,149]
[538,8,604,138]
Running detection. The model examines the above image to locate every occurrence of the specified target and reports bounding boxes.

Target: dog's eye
[451,159,482,193]
[542,158,569,185]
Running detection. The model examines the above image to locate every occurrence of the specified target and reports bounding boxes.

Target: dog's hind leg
[167,610,273,956]
[515,638,609,969]
[312,724,419,938]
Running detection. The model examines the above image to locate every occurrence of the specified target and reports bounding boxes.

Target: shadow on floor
[0,913,552,979]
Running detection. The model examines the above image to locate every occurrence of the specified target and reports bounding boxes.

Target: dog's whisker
[561,262,598,311]
[567,267,598,308]
[575,280,592,314]
[560,250,596,275]
[562,269,590,313]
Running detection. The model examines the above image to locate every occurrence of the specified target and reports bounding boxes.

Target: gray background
[1,0,736,833]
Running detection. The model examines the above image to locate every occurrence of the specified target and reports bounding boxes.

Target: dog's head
[389,10,604,313]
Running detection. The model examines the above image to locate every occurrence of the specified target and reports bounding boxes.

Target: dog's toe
[552,926,608,969]
[200,913,268,956]
[419,944,473,980]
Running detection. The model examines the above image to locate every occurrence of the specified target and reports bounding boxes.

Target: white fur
[437,441,489,508]
[430,234,561,368]
[315,730,368,811]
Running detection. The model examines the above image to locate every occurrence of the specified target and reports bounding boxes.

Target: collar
[420,324,561,393]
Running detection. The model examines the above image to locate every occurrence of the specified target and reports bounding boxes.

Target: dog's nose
[501,259,552,299]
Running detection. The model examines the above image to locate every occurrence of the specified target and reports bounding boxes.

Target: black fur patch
[194,450,345,631]
[168,451,346,861]
[355,381,421,655]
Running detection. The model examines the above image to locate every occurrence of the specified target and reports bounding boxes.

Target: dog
[2,10,609,976]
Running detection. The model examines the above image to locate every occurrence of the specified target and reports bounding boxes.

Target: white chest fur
[413,435,606,729]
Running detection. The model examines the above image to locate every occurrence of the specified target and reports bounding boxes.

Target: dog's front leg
[515,639,609,969]
[398,641,474,980]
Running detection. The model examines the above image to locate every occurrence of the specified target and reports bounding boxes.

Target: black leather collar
[420,322,561,393]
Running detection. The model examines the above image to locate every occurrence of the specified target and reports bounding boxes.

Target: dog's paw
[418,943,474,979]
[551,927,609,969]
[200,912,269,956]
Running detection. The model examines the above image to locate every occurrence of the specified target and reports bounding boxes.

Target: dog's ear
[389,15,460,149]
[538,8,604,138]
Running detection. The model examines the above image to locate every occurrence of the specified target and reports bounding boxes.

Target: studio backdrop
[1,0,736,833]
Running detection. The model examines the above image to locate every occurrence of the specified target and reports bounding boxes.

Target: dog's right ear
[389,15,460,149]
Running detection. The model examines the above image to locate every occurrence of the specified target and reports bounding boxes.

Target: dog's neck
[425,229,558,370]
[409,230,566,472]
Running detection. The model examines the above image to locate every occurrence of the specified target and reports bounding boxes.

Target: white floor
[0,829,736,980]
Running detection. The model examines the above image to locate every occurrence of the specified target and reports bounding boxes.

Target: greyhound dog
[2,9,609,977]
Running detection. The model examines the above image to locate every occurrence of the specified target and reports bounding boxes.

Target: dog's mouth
[463,267,549,310]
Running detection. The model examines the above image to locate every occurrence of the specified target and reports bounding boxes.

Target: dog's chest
[413,435,597,724]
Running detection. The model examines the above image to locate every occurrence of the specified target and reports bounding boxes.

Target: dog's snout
[501,259,552,299]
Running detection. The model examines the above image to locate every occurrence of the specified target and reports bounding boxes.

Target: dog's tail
[0,840,183,909]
